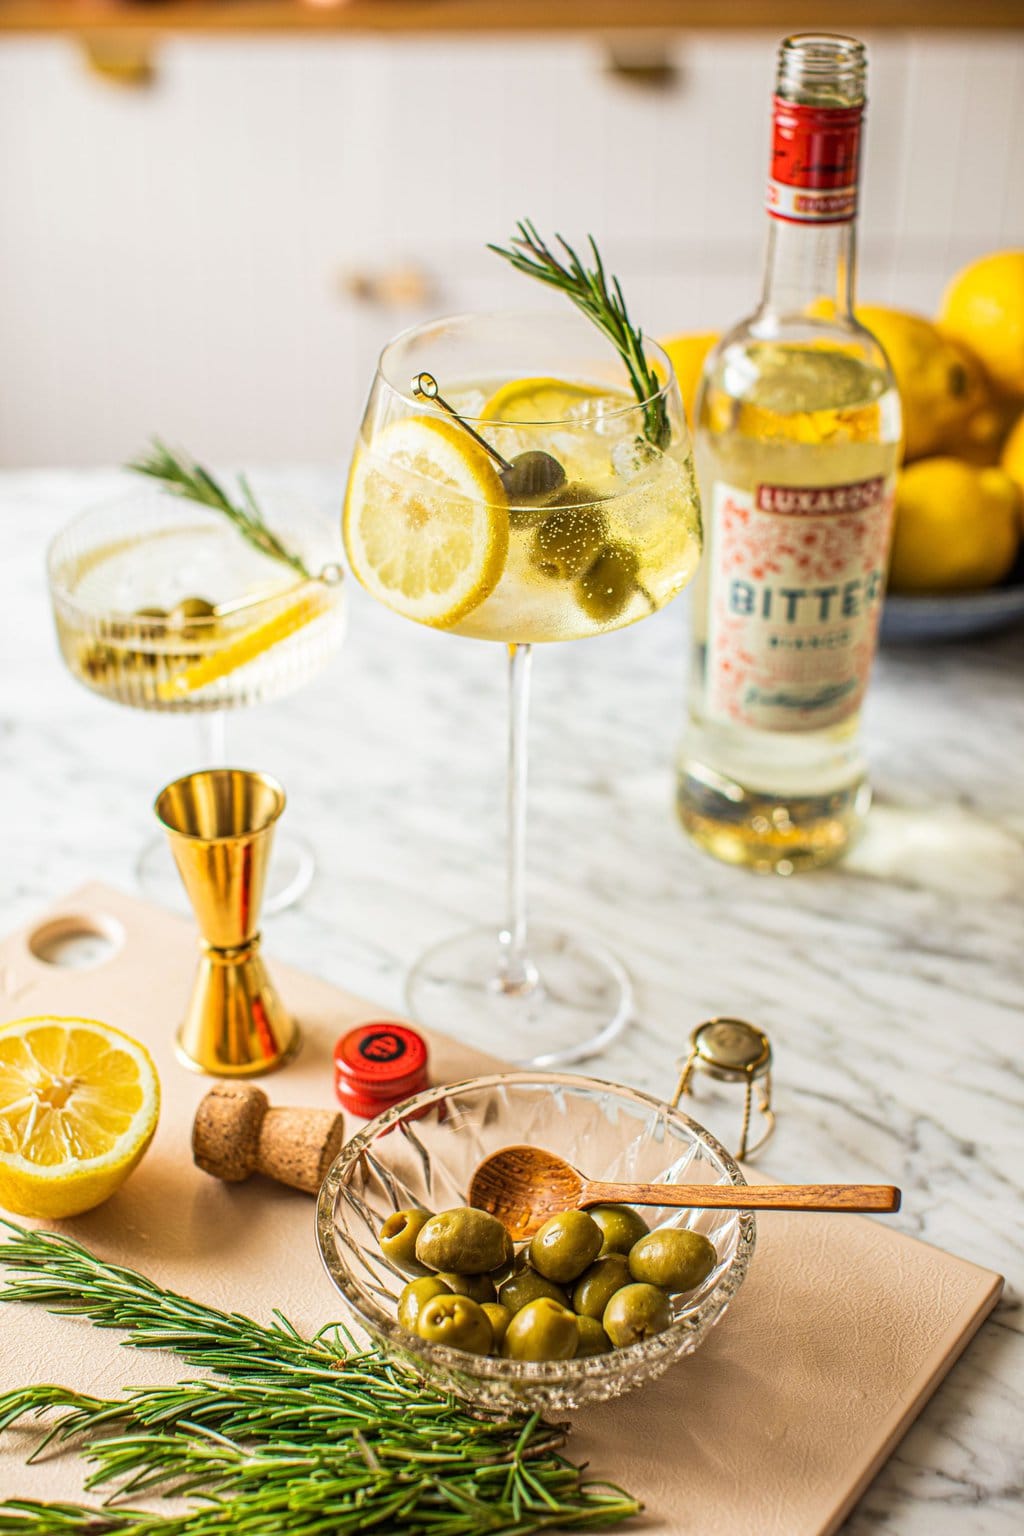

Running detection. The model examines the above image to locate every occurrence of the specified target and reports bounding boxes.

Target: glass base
[405,922,633,1069]
[676,763,871,874]
[136,829,316,916]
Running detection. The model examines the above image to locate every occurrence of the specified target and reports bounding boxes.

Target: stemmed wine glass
[342,309,701,1064]
[47,484,345,912]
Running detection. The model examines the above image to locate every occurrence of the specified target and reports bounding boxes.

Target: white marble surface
[2,467,1023,1533]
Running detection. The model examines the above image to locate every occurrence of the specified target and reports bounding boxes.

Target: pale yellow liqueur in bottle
[678,33,901,872]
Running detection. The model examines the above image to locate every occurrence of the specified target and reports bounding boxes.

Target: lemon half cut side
[344,417,509,628]
[0,1015,160,1219]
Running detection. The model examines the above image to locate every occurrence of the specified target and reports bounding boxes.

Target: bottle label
[767,99,862,224]
[706,476,894,733]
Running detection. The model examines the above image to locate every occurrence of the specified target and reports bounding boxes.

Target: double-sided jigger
[155,768,299,1076]
[672,1018,775,1161]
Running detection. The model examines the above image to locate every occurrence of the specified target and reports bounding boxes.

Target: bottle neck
[758,215,857,321]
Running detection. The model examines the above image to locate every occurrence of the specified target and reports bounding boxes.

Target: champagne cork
[192,1081,346,1195]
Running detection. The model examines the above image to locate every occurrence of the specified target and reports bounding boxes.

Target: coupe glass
[47,487,345,912]
[343,310,701,1063]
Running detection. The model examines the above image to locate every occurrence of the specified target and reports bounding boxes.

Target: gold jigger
[155,768,300,1076]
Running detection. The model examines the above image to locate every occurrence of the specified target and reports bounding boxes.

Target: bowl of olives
[316,1073,755,1411]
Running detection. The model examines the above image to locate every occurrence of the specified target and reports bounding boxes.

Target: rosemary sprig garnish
[0,1223,640,1535]
[127,441,313,582]
[488,221,670,451]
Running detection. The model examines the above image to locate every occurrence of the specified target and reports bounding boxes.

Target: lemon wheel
[344,417,509,628]
[0,1015,160,1218]
[479,377,622,423]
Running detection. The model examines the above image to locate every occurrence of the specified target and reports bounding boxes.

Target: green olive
[530,505,609,580]
[497,1267,569,1316]
[174,596,217,620]
[396,1275,452,1333]
[571,1253,632,1319]
[416,1293,493,1355]
[574,1315,613,1356]
[576,544,640,623]
[590,1204,649,1256]
[434,1271,497,1305]
[602,1283,672,1347]
[529,1210,603,1285]
[481,1301,512,1349]
[415,1208,513,1275]
[628,1229,718,1293]
[501,1297,579,1362]
[501,450,566,504]
[379,1208,433,1276]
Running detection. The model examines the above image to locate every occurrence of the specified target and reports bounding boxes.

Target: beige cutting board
[0,885,1003,1533]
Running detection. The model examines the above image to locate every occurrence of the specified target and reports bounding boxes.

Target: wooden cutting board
[0,885,1003,1534]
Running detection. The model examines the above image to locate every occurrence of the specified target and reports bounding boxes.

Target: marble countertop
[3,467,1023,1533]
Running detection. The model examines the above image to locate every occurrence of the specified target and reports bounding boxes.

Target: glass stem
[196,711,227,767]
[502,642,535,993]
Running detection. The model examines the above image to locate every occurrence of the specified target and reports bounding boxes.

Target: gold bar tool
[155,768,300,1076]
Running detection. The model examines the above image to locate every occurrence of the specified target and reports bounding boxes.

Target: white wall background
[0,29,1022,468]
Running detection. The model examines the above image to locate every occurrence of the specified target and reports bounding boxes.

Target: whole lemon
[858,305,994,462]
[888,458,1020,593]
[1000,412,1024,510]
[661,331,719,426]
[939,251,1024,400]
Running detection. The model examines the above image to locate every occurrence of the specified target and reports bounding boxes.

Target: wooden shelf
[2,0,1023,37]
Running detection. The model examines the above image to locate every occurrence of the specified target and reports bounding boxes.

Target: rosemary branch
[126,441,313,582]
[488,221,671,451]
[0,1223,640,1536]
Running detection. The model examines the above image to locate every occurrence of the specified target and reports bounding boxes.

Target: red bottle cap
[334,1022,430,1118]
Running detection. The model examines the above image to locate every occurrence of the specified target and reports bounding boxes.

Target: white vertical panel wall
[0,31,1021,467]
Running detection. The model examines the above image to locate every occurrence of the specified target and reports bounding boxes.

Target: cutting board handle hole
[27,914,125,970]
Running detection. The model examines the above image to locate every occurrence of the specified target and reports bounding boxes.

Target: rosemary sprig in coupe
[0,1223,640,1536]
[127,440,313,582]
[488,221,671,451]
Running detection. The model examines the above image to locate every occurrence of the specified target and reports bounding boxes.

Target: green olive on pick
[500,450,566,503]
[576,544,641,624]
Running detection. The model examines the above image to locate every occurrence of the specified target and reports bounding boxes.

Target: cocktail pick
[411,371,566,501]
[192,1081,345,1194]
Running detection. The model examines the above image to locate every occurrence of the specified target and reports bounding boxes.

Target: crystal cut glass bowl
[316,1072,756,1412]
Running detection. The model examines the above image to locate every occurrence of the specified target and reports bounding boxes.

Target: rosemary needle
[0,1223,640,1536]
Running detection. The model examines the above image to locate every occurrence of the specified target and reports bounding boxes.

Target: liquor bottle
[677,33,901,874]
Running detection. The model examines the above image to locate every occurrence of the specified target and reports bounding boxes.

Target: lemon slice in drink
[0,1016,160,1218]
[156,584,333,701]
[344,417,508,628]
[480,377,622,423]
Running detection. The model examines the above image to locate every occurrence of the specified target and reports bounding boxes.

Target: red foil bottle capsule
[334,1022,430,1119]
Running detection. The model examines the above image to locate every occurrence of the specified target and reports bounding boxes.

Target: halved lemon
[479,377,624,423]
[157,584,333,702]
[343,417,508,628]
[0,1015,160,1218]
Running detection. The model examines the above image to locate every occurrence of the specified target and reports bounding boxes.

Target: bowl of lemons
[869,252,1024,641]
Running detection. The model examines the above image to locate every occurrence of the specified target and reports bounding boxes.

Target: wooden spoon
[469,1144,901,1240]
